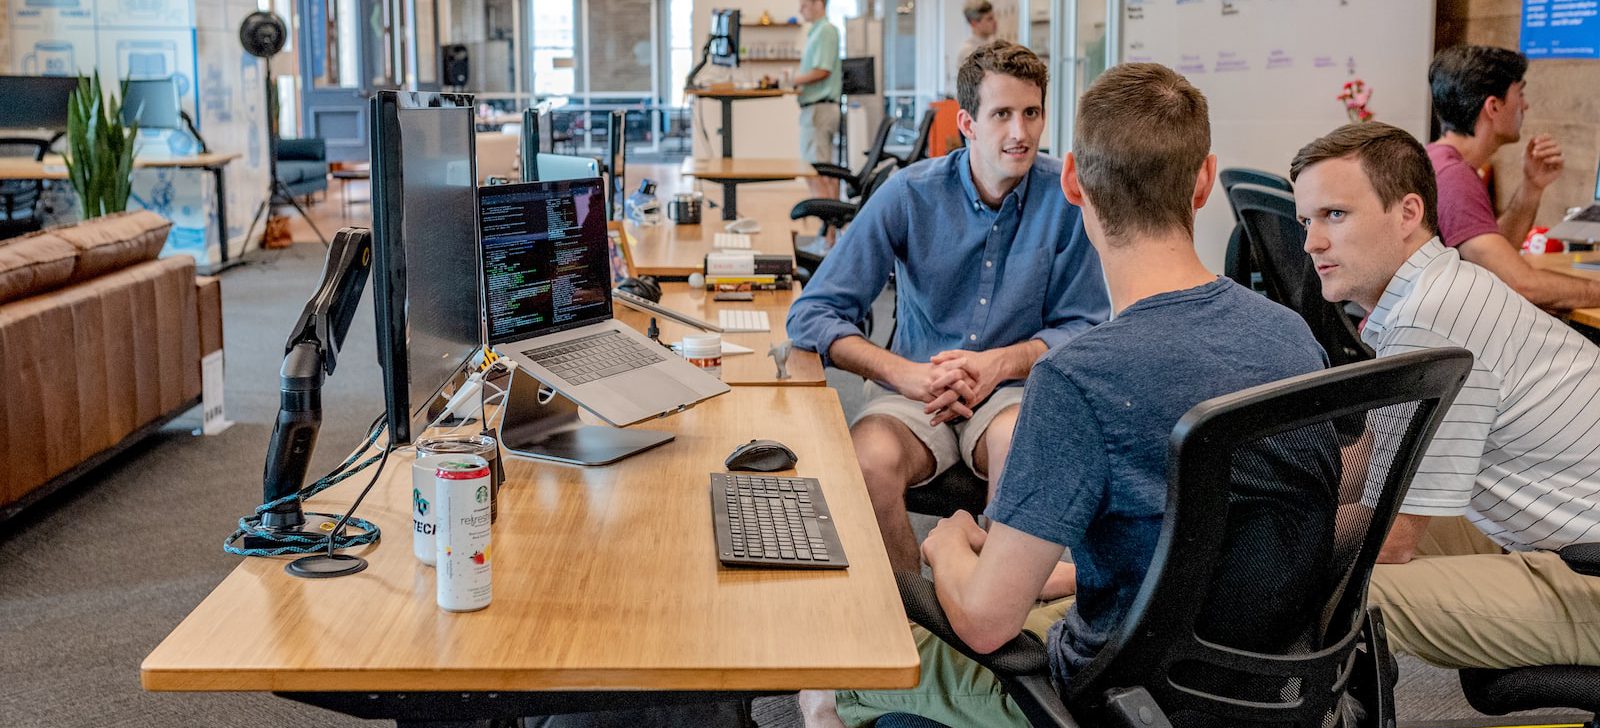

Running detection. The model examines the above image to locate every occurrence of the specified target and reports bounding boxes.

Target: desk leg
[213,165,229,265]
[720,98,735,158]
[722,182,738,220]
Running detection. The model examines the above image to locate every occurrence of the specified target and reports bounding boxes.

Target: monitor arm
[685,37,715,90]
[257,227,374,532]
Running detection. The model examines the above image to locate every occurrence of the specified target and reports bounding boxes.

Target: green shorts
[835,598,1073,728]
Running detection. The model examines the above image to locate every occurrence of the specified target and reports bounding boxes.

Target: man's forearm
[999,339,1049,380]
[1511,267,1600,310]
[828,335,912,385]
[1499,184,1544,247]
[793,68,830,86]
[924,537,987,643]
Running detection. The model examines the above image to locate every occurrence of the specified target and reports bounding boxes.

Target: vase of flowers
[1338,79,1374,123]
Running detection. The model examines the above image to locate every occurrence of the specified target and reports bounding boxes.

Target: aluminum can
[415,434,502,522]
[410,454,454,565]
[434,457,493,612]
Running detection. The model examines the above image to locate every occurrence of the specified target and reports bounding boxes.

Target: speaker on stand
[441,44,470,90]
[240,10,328,251]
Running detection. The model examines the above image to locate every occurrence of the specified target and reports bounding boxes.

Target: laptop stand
[496,369,674,466]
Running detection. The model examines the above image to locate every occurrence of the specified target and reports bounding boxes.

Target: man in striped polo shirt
[1291,122,1600,669]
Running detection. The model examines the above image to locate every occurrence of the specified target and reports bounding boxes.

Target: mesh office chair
[885,347,1474,728]
[812,115,898,199]
[1219,168,1291,291]
[1455,542,1600,723]
[1230,183,1374,367]
[895,110,937,169]
[0,138,50,240]
[791,160,899,281]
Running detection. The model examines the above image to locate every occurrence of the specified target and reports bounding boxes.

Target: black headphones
[616,275,662,303]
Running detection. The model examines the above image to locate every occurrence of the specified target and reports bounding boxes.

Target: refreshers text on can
[435,457,493,612]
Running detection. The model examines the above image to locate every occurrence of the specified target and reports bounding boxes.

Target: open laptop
[1548,158,1600,243]
[481,178,728,427]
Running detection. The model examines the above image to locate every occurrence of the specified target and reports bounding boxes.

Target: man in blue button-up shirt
[786,42,1109,573]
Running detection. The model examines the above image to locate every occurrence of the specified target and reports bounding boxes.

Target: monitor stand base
[497,369,673,466]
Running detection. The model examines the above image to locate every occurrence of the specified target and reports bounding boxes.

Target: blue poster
[1523,0,1600,59]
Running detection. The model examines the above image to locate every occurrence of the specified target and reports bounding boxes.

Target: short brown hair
[963,0,993,24]
[1289,123,1439,235]
[1073,63,1209,241]
[957,41,1048,118]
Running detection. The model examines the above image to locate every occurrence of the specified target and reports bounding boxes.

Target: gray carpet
[0,245,1578,727]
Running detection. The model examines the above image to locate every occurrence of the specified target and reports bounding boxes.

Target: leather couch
[274,138,329,200]
[0,211,222,520]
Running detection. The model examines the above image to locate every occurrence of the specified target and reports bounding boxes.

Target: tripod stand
[242,56,328,249]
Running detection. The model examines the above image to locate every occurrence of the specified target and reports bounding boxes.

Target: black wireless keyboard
[711,473,848,569]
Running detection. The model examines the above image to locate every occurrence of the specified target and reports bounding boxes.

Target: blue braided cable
[223,421,390,557]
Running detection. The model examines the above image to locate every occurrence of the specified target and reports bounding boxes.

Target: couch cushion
[277,160,325,186]
[0,230,78,304]
[52,210,172,283]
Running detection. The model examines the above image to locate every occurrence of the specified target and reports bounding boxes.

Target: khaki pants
[834,598,1073,728]
[1368,517,1600,669]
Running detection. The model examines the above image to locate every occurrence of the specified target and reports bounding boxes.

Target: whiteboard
[1119,0,1436,271]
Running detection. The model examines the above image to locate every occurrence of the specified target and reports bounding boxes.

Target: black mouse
[725,439,798,472]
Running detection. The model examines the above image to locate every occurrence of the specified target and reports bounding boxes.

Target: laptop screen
[481,177,614,345]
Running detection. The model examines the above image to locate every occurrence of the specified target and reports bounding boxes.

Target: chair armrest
[1559,543,1600,577]
[895,572,1087,728]
[810,162,855,182]
[790,199,859,222]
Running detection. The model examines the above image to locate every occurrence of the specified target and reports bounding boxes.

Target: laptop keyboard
[718,309,770,332]
[711,473,847,569]
[522,329,666,385]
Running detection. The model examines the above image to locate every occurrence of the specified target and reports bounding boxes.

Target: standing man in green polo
[794,0,842,201]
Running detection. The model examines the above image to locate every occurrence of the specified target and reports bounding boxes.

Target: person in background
[1426,45,1600,309]
[958,0,999,65]
[794,0,842,201]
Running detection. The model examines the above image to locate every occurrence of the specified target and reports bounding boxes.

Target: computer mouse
[725,439,798,472]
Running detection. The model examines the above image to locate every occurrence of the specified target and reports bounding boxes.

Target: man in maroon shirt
[1427,45,1600,310]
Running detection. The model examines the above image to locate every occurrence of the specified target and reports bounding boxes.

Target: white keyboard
[714,232,753,249]
[718,309,771,332]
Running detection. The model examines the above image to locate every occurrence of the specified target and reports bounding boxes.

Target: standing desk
[0,153,241,271]
[612,281,826,386]
[681,157,818,220]
[142,386,918,723]
[684,88,795,158]
[1527,251,1600,329]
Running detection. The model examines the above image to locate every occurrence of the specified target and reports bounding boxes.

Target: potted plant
[64,73,138,219]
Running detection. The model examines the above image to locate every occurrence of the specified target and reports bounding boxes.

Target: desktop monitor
[0,75,78,130]
[841,58,876,96]
[121,77,182,129]
[520,106,563,182]
[606,110,626,221]
[711,9,741,68]
[535,152,600,182]
[369,90,484,446]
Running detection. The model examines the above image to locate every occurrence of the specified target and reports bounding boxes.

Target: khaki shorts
[854,382,1025,486]
[835,598,1074,728]
[799,102,840,165]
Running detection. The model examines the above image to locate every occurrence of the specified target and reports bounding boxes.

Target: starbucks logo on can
[476,485,489,504]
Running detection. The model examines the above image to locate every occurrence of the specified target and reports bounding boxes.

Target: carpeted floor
[0,243,1582,727]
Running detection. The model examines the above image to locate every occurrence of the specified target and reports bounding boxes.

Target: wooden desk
[685,88,796,158]
[142,387,917,718]
[1527,251,1600,329]
[613,282,825,386]
[623,216,795,278]
[0,153,241,267]
[681,157,818,220]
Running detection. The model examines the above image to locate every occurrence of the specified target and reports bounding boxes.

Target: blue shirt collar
[954,147,1031,212]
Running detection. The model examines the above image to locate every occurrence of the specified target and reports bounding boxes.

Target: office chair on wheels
[0,138,50,240]
[1229,183,1374,367]
[1219,168,1291,292]
[1456,542,1600,724]
[881,347,1474,728]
